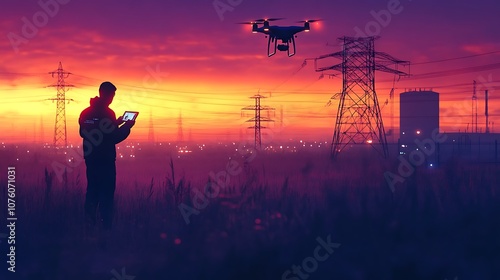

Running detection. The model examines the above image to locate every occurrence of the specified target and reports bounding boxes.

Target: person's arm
[112,123,132,144]
[108,111,134,144]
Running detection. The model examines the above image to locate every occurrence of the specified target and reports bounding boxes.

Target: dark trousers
[84,160,116,229]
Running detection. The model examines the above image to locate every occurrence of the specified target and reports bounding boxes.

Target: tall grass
[2,149,499,280]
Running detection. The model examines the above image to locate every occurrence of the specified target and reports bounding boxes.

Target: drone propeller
[237,18,285,25]
[297,19,322,23]
[254,18,285,22]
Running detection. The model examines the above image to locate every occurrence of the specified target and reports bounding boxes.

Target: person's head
[99,81,116,106]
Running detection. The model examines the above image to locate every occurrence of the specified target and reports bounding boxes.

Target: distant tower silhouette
[241,94,275,149]
[148,110,155,142]
[315,36,409,158]
[279,105,284,129]
[48,62,74,147]
[390,87,395,143]
[485,90,490,133]
[177,111,184,142]
[472,80,478,133]
[40,116,45,144]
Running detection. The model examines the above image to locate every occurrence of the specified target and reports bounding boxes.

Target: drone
[238,18,321,57]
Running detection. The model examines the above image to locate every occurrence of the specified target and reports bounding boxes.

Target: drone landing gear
[267,36,277,57]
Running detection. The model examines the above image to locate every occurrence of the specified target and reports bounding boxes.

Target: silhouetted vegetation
[1,145,499,280]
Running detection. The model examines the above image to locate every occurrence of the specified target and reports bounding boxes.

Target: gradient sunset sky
[1,0,499,144]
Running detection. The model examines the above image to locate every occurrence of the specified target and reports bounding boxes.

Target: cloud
[462,43,500,54]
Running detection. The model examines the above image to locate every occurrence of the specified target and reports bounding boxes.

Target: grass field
[1,144,499,280]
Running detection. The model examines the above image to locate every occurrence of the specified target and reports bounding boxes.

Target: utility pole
[241,94,275,149]
[315,36,409,159]
[48,62,74,147]
[472,80,478,133]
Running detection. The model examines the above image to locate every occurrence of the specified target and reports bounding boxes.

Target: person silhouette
[79,81,135,236]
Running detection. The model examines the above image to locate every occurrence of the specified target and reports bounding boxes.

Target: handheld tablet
[122,111,139,121]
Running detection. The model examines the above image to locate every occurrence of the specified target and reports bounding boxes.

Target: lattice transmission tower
[315,36,409,158]
[241,94,275,149]
[48,62,74,147]
[177,111,183,143]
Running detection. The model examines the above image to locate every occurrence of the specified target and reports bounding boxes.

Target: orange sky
[1,0,499,144]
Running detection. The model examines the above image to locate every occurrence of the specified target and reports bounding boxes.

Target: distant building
[399,90,440,163]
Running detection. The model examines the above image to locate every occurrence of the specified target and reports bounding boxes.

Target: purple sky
[1,0,499,142]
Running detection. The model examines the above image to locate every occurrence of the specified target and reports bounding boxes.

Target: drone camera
[277,44,289,52]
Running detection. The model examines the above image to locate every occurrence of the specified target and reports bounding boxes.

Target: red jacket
[79,97,130,162]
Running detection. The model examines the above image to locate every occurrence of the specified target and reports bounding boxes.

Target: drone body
[239,18,320,57]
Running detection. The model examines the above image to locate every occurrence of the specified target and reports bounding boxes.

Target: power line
[73,74,257,97]
[412,50,500,65]
[0,71,45,76]
[408,62,500,80]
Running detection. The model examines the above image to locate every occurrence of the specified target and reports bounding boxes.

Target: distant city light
[367,140,373,144]
[416,130,421,135]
